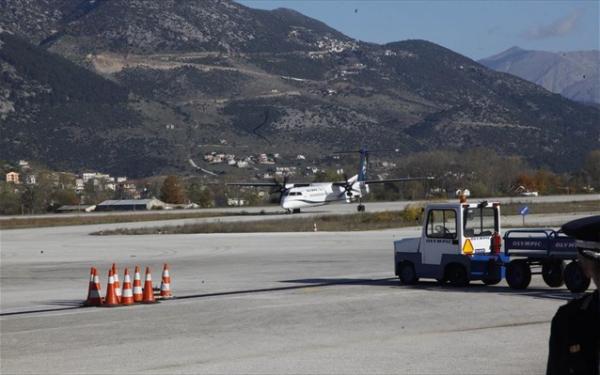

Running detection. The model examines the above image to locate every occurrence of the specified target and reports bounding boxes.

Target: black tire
[506,260,531,290]
[398,262,418,285]
[292,208,301,214]
[564,261,591,293]
[483,277,501,286]
[445,264,469,287]
[542,260,565,288]
[483,261,502,285]
[357,204,365,212]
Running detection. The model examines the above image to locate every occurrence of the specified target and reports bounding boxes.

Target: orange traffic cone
[112,263,122,303]
[160,263,172,299]
[133,265,143,302]
[104,269,120,307]
[85,267,103,306]
[121,268,134,305]
[141,267,156,304]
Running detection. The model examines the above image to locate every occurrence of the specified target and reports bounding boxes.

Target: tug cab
[394,201,508,286]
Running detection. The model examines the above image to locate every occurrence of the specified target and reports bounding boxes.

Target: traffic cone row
[84,264,173,307]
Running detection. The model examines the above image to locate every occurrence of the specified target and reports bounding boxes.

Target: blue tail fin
[358,148,368,182]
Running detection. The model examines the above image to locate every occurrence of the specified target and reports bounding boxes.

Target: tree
[187,182,214,207]
[160,176,185,204]
[313,169,342,182]
[583,150,600,188]
[0,182,21,215]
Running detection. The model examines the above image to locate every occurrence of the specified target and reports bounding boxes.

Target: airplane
[227,148,434,213]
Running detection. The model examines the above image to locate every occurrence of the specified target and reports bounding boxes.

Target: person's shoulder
[556,292,597,318]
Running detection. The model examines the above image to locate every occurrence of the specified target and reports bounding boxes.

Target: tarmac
[1,198,599,374]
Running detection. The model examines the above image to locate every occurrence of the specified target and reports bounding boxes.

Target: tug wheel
[398,262,418,285]
[445,264,469,287]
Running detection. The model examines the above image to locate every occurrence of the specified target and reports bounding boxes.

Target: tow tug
[394,200,507,286]
[394,199,590,292]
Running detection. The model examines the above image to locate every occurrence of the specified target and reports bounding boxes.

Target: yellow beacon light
[463,239,474,255]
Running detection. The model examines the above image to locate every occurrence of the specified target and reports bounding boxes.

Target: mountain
[479,47,600,105]
[1,0,599,177]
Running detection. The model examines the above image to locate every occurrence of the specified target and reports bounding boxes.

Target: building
[24,175,36,185]
[95,199,166,212]
[227,198,247,206]
[6,172,20,184]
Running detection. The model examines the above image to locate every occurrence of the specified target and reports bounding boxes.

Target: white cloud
[522,9,583,39]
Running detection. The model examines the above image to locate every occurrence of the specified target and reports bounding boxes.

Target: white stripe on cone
[161,283,170,291]
[122,289,133,298]
[133,286,142,293]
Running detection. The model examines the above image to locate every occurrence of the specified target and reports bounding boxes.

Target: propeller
[271,175,290,203]
[338,174,355,199]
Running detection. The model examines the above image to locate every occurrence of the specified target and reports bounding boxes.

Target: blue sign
[520,206,529,216]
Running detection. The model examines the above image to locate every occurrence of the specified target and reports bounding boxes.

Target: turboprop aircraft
[227,148,434,213]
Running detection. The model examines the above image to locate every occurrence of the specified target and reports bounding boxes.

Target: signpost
[520,206,529,226]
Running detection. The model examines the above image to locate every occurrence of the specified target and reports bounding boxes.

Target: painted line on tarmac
[0,278,396,317]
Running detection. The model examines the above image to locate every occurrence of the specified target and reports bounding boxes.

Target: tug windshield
[464,207,497,237]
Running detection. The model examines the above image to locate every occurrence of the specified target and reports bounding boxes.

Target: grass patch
[0,210,274,230]
[90,200,600,236]
[500,200,600,215]
[91,205,426,235]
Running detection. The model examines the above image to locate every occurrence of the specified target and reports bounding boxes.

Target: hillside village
[0,154,356,214]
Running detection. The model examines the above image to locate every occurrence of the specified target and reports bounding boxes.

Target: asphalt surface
[1,208,598,374]
[2,193,598,220]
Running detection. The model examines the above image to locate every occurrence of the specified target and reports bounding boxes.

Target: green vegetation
[89,201,600,236]
[91,206,425,236]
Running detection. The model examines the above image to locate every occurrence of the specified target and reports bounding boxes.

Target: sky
[237,0,599,60]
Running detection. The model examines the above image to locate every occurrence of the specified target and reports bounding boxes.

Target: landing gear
[357,198,365,212]
[292,208,301,214]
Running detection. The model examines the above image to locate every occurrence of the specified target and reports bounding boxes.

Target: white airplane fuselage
[280,179,362,210]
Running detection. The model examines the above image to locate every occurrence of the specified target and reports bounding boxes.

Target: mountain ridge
[1,0,598,176]
[479,46,600,105]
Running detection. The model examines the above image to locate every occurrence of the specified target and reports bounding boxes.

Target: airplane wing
[226,182,311,188]
[226,182,281,187]
[362,176,435,184]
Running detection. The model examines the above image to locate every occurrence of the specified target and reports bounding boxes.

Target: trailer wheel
[542,260,565,288]
[445,264,469,287]
[506,260,531,290]
[564,261,590,293]
[398,262,418,285]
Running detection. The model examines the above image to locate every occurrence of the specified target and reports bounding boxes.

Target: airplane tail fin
[358,148,368,182]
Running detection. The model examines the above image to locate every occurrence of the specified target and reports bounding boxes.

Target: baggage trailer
[503,229,590,293]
